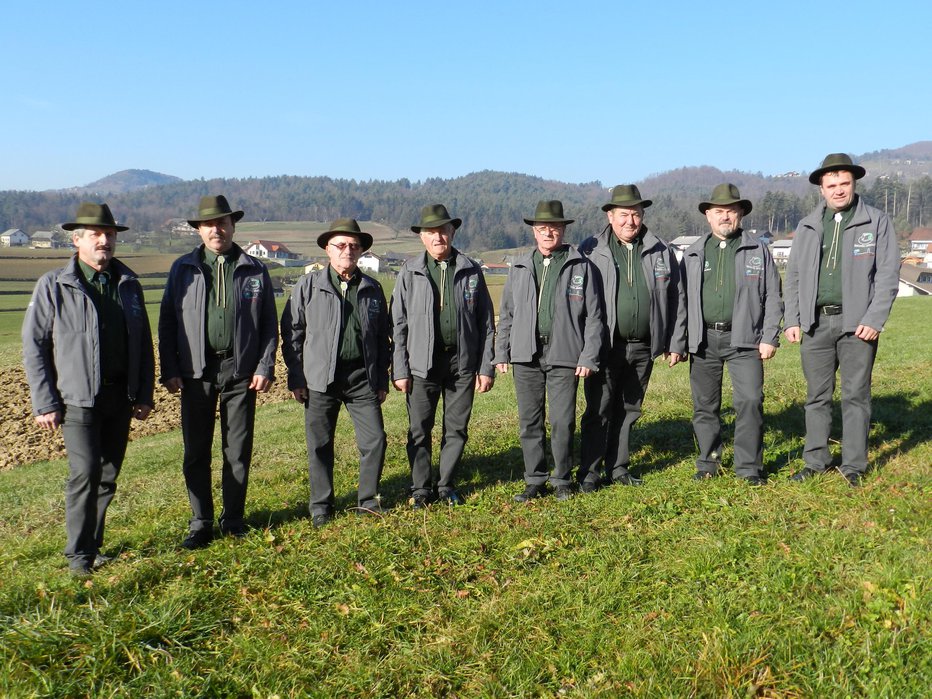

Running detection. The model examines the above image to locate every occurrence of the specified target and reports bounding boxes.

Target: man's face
[533,223,566,255]
[420,223,454,261]
[198,214,235,254]
[73,226,117,271]
[705,205,743,239]
[326,234,363,276]
[820,170,856,211]
[607,206,643,243]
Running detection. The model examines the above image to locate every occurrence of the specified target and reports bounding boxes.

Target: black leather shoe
[181,530,214,550]
[742,476,767,486]
[312,512,333,528]
[220,526,247,538]
[514,484,548,502]
[356,500,385,516]
[411,492,431,510]
[613,473,644,486]
[554,485,575,501]
[693,471,715,481]
[70,564,93,579]
[580,480,600,494]
[93,554,113,569]
[789,467,821,482]
[842,472,863,488]
[439,489,465,506]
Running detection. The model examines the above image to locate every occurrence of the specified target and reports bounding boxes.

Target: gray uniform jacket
[493,247,603,371]
[785,196,899,334]
[391,251,495,380]
[578,225,687,358]
[281,267,390,393]
[678,230,783,354]
[22,256,155,415]
[158,244,278,383]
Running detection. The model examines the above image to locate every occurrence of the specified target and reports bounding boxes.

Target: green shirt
[609,233,651,342]
[533,246,568,338]
[201,247,238,353]
[329,266,363,362]
[77,258,127,381]
[701,233,741,324]
[426,251,458,349]
[816,200,856,306]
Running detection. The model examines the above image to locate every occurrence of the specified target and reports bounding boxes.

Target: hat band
[196,207,232,219]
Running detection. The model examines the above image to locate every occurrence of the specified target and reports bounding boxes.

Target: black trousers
[61,382,131,569]
[181,356,256,535]
[406,349,477,496]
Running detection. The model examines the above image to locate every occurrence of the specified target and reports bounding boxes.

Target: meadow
[0,291,929,697]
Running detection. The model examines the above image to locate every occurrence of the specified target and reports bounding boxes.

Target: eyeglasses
[533,225,564,233]
[329,242,362,252]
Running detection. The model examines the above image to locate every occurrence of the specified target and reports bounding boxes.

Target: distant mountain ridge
[68,169,183,194]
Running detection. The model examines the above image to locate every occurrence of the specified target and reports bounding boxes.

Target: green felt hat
[317,218,373,251]
[808,153,866,185]
[698,183,752,215]
[602,184,652,212]
[523,200,574,226]
[187,195,245,228]
[411,204,462,233]
[62,202,128,232]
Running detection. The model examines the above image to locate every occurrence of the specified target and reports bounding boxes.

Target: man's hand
[393,378,411,393]
[377,390,388,404]
[759,343,777,360]
[133,404,152,421]
[164,377,183,394]
[292,388,308,402]
[35,410,62,430]
[250,375,271,393]
[475,374,494,393]
[495,363,509,374]
[784,326,801,344]
[855,324,880,342]
[575,366,592,378]
[665,352,683,367]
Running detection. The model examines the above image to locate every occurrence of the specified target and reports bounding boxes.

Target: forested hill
[3,142,931,249]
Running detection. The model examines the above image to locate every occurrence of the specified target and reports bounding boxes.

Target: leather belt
[705,322,732,331]
[818,304,843,316]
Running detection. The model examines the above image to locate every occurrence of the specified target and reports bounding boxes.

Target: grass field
[0,297,929,696]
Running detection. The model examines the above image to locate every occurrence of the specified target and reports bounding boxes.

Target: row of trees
[2,170,927,252]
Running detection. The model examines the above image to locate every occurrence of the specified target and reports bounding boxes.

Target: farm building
[1,228,29,247]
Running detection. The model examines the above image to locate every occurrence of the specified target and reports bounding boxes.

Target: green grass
[0,300,929,697]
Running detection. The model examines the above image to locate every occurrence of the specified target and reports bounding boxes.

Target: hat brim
[411,217,462,233]
[317,230,374,251]
[602,199,652,212]
[698,200,753,216]
[808,164,866,185]
[523,218,574,226]
[187,210,245,228]
[62,222,129,232]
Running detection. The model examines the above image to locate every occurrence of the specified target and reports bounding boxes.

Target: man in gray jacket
[784,154,899,487]
[678,185,782,485]
[391,204,496,508]
[281,219,390,527]
[494,200,603,502]
[159,195,278,549]
[578,185,686,490]
[23,202,155,576]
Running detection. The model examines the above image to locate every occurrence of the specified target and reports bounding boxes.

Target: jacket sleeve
[280,279,308,390]
[760,246,784,347]
[21,274,62,416]
[783,226,802,329]
[861,212,900,331]
[389,270,410,381]
[157,262,181,382]
[492,269,515,365]
[671,256,690,355]
[134,284,156,407]
[254,267,279,380]
[578,261,604,372]
[476,271,496,377]
[376,284,391,392]
[667,250,688,356]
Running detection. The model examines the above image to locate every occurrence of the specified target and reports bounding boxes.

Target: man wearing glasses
[281,219,390,527]
[391,205,496,508]
[578,185,686,491]
[494,200,603,502]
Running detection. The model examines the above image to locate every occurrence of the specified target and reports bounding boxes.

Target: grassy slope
[0,300,929,697]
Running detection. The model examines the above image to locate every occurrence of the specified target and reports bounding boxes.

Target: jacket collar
[685,229,757,256]
[180,243,254,269]
[801,194,872,231]
[409,247,463,274]
[57,254,136,288]
[514,244,582,268]
[591,224,663,255]
[311,265,378,294]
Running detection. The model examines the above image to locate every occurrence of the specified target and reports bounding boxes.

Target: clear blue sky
[2,0,929,191]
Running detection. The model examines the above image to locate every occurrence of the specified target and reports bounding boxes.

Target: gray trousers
[181,356,256,535]
[61,383,131,569]
[406,349,477,496]
[513,352,579,487]
[689,330,764,478]
[305,362,386,516]
[580,339,653,483]
[801,312,877,475]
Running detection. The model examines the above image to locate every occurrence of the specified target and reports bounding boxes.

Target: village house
[668,235,701,261]
[898,262,932,297]
[30,231,59,249]
[357,251,382,274]
[770,239,794,264]
[243,240,299,263]
[481,262,510,275]
[1,228,29,247]
[908,228,932,254]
